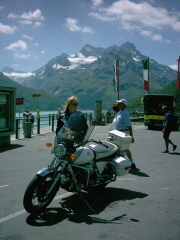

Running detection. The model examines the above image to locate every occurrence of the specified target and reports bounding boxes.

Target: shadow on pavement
[0,144,25,153]
[129,168,150,177]
[26,187,148,226]
[26,208,68,226]
[168,152,180,155]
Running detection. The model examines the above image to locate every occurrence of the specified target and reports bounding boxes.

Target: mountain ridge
[1,42,176,109]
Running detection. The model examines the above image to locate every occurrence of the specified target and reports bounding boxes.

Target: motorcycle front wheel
[23,173,59,214]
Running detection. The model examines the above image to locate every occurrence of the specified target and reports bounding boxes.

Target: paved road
[0,123,180,240]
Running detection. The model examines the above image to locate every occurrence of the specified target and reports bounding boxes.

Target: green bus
[141,94,175,129]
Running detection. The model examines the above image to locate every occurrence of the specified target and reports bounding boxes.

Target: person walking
[161,106,177,153]
[113,99,136,169]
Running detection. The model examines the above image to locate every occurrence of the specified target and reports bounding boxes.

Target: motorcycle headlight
[54,144,66,158]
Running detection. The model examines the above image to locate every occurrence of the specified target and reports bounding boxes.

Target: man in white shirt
[115,99,136,169]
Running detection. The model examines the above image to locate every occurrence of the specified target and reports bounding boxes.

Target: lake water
[16,109,108,118]
[16,110,108,128]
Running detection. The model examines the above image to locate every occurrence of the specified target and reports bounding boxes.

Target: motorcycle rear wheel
[23,174,59,214]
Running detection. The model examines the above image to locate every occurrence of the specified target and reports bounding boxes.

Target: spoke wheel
[23,174,59,214]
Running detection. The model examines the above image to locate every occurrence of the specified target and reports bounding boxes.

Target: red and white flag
[142,58,149,92]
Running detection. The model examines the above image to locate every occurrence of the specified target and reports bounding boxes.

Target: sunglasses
[71,103,78,106]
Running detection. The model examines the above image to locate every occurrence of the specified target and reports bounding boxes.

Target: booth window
[0,92,10,131]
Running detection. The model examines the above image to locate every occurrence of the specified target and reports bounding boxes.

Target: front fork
[37,158,68,197]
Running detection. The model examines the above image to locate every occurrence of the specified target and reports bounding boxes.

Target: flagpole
[116,59,119,100]
[117,59,119,100]
[148,57,150,94]
[176,56,180,91]
[113,60,120,100]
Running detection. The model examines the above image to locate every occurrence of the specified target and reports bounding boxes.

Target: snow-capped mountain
[1,66,35,83]
[1,42,176,109]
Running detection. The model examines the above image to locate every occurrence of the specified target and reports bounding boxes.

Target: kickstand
[78,192,96,213]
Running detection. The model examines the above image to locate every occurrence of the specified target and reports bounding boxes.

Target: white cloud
[22,34,33,40]
[140,31,163,41]
[89,0,180,41]
[8,13,19,19]
[65,18,93,33]
[33,22,42,28]
[91,0,103,8]
[8,9,44,28]
[21,9,45,21]
[0,23,17,34]
[19,20,32,25]
[169,64,178,71]
[89,12,114,22]
[171,21,180,32]
[6,40,27,51]
[105,0,179,30]
[8,9,45,21]
[14,53,31,59]
[11,64,19,68]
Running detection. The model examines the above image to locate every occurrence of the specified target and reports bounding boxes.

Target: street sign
[32,94,41,97]
[16,98,24,105]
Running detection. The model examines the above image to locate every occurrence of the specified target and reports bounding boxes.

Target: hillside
[2,42,176,110]
[0,72,63,112]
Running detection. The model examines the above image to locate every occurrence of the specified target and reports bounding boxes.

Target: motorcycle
[23,111,132,214]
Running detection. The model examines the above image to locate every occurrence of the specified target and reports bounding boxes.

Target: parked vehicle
[141,94,177,130]
[23,111,132,214]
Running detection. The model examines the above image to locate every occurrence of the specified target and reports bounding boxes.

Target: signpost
[16,98,24,139]
[16,98,24,105]
[32,94,41,134]
[32,94,41,117]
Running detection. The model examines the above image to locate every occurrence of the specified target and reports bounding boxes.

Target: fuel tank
[73,147,95,165]
[73,141,118,165]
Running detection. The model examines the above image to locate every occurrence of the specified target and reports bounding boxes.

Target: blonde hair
[64,96,77,114]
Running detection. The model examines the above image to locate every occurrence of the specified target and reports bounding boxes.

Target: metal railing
[15,113,94,139]
[15,111,145,139]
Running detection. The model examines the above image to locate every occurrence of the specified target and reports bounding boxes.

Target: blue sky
[0,0,180,72]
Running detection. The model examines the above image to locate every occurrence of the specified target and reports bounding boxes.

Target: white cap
[116,99,127,105]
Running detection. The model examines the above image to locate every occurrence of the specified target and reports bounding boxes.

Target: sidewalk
[11,125,54,141]
[11,122,143,142]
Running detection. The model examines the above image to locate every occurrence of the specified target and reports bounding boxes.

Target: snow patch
[52,64,67,70]
[3,72,35,78]
[52,53,97,70]
[132,56,141,62]
[68,52,97,64]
